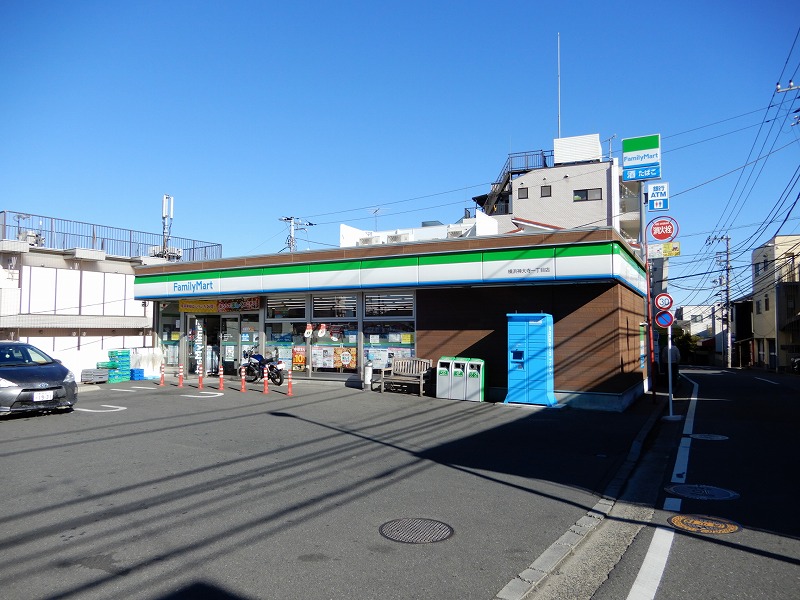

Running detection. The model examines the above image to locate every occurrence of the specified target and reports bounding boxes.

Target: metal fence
[0,211,222,261]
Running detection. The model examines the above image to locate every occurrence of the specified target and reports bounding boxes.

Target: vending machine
[505,313,557,406]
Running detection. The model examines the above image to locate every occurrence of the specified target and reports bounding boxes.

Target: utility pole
[280,217,315,253]
[709,235,732,368]
[776,80,799,93]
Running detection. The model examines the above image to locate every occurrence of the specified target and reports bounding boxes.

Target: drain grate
[665,484,740,500]
[668,514,741,535]
[379,518,454,544]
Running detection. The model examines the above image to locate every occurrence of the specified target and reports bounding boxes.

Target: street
[530,367,800,600]
[3,369,797,600]
[0,377,654,600]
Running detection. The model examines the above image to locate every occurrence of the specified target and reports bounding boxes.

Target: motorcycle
[242,346,285,386]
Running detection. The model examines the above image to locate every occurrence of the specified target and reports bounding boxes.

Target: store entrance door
[183,315,222,376]
[220,315,241,375]
[219,313,261,375]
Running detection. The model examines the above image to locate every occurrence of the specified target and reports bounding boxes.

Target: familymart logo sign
[622,134,661,181]
[173,279,214,294]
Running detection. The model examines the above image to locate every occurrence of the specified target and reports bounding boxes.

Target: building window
[756,300,761,314]
[541,185,552,198]
[266,296,306,319]
[763,257,768,272]
[313,295,357,318]
[518,187,529,200]
[764,295,769,311]
[365,293,414,317]
[755,263,760,276]
[573,188,602,202]
[691,315,703,323]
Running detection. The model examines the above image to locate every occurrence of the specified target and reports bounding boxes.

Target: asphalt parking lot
[0,378,659,600]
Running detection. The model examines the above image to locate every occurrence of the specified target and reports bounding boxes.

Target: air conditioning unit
[18,230,44,247]
[357,236,382,246]
[148,245,183,259]
[387,233,410,244]
[447,230,466,238]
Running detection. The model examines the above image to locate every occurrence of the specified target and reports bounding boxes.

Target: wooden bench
[376,358,432,396]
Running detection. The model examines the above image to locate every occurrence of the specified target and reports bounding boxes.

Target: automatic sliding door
[221,316,240,375]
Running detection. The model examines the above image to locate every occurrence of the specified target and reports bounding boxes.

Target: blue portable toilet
[505,313,557,406]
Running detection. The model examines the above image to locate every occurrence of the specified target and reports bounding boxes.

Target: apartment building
[751,235,800,370]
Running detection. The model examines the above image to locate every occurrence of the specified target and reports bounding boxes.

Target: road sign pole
[640,182,654,396]
[667,325,673,417]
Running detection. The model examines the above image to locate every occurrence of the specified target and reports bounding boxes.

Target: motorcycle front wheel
[269,369,284,386]
[244,365,259,383]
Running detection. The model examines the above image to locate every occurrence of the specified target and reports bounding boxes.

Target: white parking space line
[131,386,155,390]
[754,377,779,385]
[626,527,675,600]
[110,388,137,393]
[74,405,127,412]
[180,391,224,398]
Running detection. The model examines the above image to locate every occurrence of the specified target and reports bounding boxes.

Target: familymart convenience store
[134,229,648,407]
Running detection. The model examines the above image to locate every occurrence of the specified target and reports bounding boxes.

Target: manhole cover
[665,484,740,500]
[379,518,454,544]
[690,433,729,441]
[668,514,741,534]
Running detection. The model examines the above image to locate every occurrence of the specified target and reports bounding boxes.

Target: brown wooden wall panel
[417,283,645,394]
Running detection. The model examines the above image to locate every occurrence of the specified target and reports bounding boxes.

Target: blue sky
[1,1,799,308]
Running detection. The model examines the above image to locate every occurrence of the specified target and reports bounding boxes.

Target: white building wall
[1,250,157,379]
[510,161,613,230]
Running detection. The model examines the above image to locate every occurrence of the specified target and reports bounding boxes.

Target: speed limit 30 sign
[654,293,673,311]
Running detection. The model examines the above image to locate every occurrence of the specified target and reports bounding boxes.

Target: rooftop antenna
[161,194,174,259]
[557,32,561,139]
[371,208,381,231]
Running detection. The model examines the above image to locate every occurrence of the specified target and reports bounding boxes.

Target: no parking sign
[655,310,674,328]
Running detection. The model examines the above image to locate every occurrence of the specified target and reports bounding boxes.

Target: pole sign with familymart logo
[622,134,661,181]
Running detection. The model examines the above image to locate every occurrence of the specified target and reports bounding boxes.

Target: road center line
[754,377,778,385]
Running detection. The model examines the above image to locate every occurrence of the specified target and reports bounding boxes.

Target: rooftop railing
[0,211,222,261]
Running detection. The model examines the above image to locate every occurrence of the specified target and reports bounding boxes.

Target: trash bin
[450,359,468,400]
[436,357,455,399]
[464,358,485,402]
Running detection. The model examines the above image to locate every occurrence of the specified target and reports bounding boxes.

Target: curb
[493,394,668,600]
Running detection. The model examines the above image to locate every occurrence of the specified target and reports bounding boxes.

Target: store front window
[264,295,309,372]
[266,296,306,319]
[365,293,413,317]
[309,321,359,373]
[159,301,181,366]
[363,320,415,369]
[313,295,357,319]
[264,321,308,371]
[363,292,415,369]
